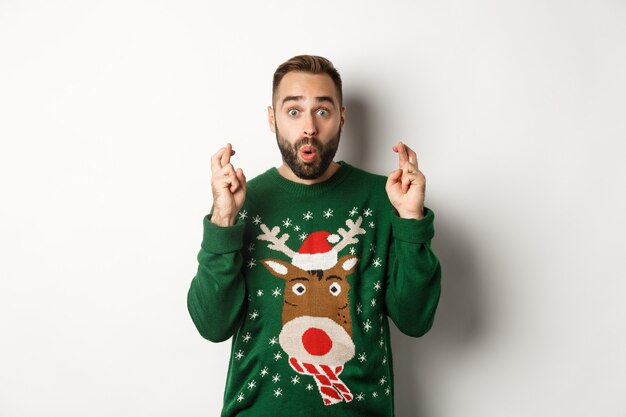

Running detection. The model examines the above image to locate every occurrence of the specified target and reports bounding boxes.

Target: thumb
[386,169,402,187]
[236,168,247,192]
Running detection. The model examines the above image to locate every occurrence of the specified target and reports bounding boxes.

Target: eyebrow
[281,95,336,108]
[289,277,310,282]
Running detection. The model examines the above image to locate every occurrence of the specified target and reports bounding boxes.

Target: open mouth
[299,145,318,163]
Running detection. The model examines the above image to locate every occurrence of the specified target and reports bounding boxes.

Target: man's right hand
[210,143,247,227]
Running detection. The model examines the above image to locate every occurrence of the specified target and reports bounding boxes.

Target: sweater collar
[264,161,353,197]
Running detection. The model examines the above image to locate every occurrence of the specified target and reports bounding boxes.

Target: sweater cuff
[390,207,435,243]
[201,214,245,254]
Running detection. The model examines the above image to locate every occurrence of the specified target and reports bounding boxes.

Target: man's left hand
[385,141,426,220]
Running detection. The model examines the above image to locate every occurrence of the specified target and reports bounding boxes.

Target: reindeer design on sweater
[258,216,366,406]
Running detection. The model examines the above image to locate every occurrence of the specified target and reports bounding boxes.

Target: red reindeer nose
[301,327,333,356]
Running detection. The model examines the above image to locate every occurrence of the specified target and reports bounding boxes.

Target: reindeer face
[261,255,358,366]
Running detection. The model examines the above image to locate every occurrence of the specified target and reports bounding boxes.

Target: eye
[317,109,329,116]
[329,282,341,296]
[292,283,306,295]
[288,109,299,117]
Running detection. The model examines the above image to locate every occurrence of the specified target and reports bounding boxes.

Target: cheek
[277,122,300,141]
[323,116,342,129]
[338,293,350,305]
[276,115,298,129]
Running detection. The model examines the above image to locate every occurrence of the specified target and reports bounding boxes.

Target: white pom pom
[327,234,340,244]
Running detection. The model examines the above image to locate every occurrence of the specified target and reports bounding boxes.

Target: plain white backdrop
[1,0,625,416]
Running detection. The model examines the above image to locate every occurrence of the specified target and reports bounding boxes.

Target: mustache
[295,137,323,151]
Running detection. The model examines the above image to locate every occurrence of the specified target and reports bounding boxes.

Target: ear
[340,106,346,132]
[261,258,297,279]
[268,106,276,133]
[337,254,358,275]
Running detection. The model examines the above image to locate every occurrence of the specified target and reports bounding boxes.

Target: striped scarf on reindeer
[289,357,353,405]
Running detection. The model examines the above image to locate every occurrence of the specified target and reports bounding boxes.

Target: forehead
[275,72,340,106]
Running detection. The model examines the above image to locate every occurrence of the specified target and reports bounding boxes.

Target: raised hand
[210,143,247,226]
[385,141,425,220]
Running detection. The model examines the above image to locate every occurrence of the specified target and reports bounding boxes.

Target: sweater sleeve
[384,207,442,337]
[187,215,247,343]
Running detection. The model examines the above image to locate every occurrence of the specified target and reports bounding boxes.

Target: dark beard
[275,126,340,180]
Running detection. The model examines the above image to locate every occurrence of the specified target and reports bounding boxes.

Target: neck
[277,161,341,185]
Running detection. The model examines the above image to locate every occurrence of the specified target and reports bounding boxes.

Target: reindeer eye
[329,282,341,296]
[292,283,306,296]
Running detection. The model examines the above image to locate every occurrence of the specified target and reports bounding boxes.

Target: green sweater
[188,162,441,417]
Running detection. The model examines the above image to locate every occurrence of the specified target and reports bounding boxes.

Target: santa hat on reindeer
[291,231,341,271]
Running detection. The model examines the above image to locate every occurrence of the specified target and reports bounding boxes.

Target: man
[188,55,441,416]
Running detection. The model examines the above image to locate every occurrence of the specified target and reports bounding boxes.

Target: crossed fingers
[211,143,243,193]
[393,141,421,193]
[211,143,235,173]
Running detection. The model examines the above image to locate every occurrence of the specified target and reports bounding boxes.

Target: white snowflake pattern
[236,392,245,402]
[378,337,384,348]
[249,310,259,320]
[374,281,382,291]
[372,391,379,398]
[299,232,308,241]
[371,298,377,307]
[248,380,257,390]
[349,207,359,216]
[349,247,356,255]
[260,367,269,377]
[369,221,376,229]
[379,313,384,322]
[247,259,256,269]
[303,211,313,221]
[306,384,314,391]
[385,387,391,395]
[273,351,283,361]
[373,257,382,268]
[356,392,365,401]
[269,336,278,346]
[323,208,333,219]
[235,350,245,360]
[272,374,281,383]
[238,210,248,220]
[363,319,373,332]
[242,332,252,343]
[291,375,300,384]
[293,225,300,232]
[248,243,255,252]
[357,352,367,362]
[370,243,377,253]
[252,215,262,225]
[273,388,283,397]
[272,287,281,298]
[356,303,362,314]
[282,218,292,228]
[382,356,388,365]
[379,376,387,385]
[256,289,264,297]
[364,208,373,217]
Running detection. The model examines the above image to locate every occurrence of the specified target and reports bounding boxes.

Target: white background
[1,0,625,416]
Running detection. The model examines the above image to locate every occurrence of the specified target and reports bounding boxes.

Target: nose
[303,113,317,137]
[301,327,333,356]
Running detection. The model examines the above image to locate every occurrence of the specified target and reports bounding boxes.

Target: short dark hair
[272,55,343,106]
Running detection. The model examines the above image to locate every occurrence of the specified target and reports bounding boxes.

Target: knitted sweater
[187,162,441,417]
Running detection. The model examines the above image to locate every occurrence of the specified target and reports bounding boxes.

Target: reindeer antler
[333,216,366,253]
[257,224,296,258]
